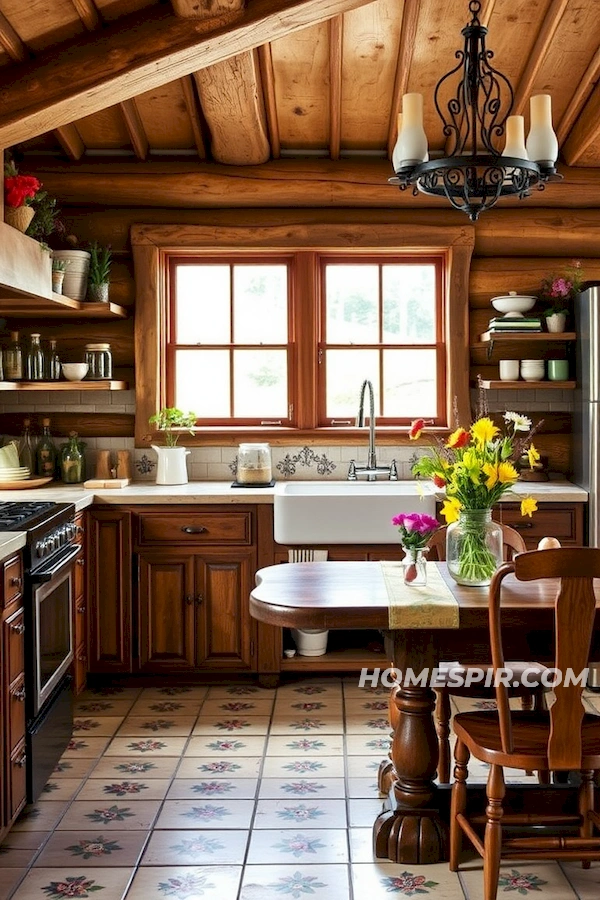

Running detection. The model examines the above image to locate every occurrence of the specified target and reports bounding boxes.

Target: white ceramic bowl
[61,363,89,382]
[491,295,536,314]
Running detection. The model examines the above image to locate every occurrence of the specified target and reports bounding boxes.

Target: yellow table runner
[381,561,460,629]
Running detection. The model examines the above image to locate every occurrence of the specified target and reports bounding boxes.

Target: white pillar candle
[391,113,405,171]
[400,93,428,164]
[502,115,528,159]
[526,94,558,165]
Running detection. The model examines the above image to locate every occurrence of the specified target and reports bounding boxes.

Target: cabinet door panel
[195,549,256,670]
[4,607,25,686]
[7,675,26,756]
[88,509,132,673]
[138,554,196,672]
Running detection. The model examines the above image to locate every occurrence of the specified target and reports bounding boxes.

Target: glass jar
[236,443,272,484]
[84,343,113,380]
[446,509,503,586]
[402,547,427,586]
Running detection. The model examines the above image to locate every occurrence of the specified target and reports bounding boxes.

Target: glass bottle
[60,432,84,484]
[35,417,57,478]
[4,331,23,381]
[47,339,61,381]
[26,333,45,381]
[18,418,35,472]
[446,509,503,587]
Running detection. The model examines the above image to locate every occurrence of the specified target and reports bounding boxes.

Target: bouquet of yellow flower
[409,411,539,584]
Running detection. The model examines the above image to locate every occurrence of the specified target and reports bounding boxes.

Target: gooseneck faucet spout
[356,379,377,470]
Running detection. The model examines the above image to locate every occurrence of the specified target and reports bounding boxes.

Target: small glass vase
[402,547,427,586]
[446,509,503,587]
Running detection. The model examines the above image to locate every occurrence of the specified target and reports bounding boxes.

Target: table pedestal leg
[378,683,400,794]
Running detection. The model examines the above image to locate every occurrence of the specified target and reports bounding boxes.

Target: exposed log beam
[120,99,149,160]
[26,158,600,210]
[194,51,270,164]
[172,0,243,16]
[180,76,207,159]
[70,0,101,30]
[563,82,600,166]
[0,11,27,62]
[257,44,280,159]
[557,46,600,147]
[512,0,569,116]
[386,0,419,159]
[54,124,86,161]
[0,0,374,149]
[329,16,343,160]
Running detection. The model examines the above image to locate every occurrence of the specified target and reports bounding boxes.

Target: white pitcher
[152,445,190,485]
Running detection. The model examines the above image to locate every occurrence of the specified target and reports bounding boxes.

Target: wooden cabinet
[498,502,584,548]
[88,508,133,673]
[138,553,196,672]
[72,512,87,694]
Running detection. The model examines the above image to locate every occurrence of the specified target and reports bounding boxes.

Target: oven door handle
[29,544,82,583]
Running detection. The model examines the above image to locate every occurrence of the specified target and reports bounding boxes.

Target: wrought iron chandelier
[389,0,561,221]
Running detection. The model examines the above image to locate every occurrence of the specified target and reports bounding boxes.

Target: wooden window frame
[132,220,474,448]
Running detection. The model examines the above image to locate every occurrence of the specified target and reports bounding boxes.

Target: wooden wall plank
[0,413,134,438]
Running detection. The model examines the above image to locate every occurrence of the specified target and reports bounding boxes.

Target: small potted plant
[539,260,584,333]
[149,407,197,484]
[26,189,60,248]
[87,241,112,303]
[50,226,90,302]
[3,159,42,233]
[51,257,69,294]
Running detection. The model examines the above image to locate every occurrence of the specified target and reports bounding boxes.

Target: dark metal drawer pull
[513,522,534,530]
[182,525,207,534]
[13,687,25,702]
[15,753,27,768]
[10,623,25,635]
[77,606,86,614]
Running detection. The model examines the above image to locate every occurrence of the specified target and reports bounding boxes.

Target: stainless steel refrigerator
[573,281,600,546]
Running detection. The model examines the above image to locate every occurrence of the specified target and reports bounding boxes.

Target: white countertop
[0,531,26,561]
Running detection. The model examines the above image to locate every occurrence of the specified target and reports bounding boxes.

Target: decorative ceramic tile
[0,830,48,868]
[192,715,271,735]
[154,799,255,830]
[348,798,386,828]
[343,682,392,697]
[166,778,258,800]
[347,777,383,798]
[104,738,188,757]
[74,701,135,717]
[345,756,386,778]
[125,865,242,900]
[11,867,132,900]
[38,779,82,802]
[247,829,348,865]
[273,698,344,714]
[141,830,249,866]
[239,864,350,900]
[77,687,141,701]
[62,737,111,758]
[262,756,344,778]
[76,779,171,801]
[200,698,274,716]
[56,800,161,831]
[459,860,577,900]
[266,735,344,756]
[34,830,148,868]
[276,683,342,698]
[258,778,345,799]
[116,717,196,737]
[206,685,276,699]
[254,799,347,830]
[184,735,267,757]
[269,716,344,735]
[352,861,465,898]
[561,860,600,899]
[127,699,204,717]
[139,686,208,700]
[72,717,124,737]
[176,756,263,779]
[11,804,69,833]
[344,715,391,734]
[345,734,392,756]
[90,757,181,779]
[53,758,99,779]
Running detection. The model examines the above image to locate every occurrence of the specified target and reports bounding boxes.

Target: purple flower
[392,512,440,549]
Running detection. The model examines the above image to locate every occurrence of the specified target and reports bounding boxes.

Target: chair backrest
[426,522,526,561]
[490,548,600,769]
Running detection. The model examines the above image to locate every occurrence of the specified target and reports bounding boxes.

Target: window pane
[175,265,230,344]
[383,349,437,418]
[175,350,230,417]
[382,265,436,344]
[233,349,288,418]
[234,265,288,343]
[325,265,379,344]
[325,350,379,417]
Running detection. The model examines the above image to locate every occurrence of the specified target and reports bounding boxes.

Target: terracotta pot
[5,205,35,233]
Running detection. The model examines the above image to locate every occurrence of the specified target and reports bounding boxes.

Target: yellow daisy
[471,417,499,447]
[482,462,498,489]
[497,462,518,484]
[441,496,462,524]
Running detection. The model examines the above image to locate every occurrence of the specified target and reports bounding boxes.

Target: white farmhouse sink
[273,480,437,545]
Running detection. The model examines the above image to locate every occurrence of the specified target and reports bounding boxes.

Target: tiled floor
[1,678,600,899]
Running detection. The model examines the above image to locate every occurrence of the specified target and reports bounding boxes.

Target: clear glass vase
[402,547,427,586]
[446,509,503,586]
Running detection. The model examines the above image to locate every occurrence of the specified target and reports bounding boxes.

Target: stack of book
[488,316,543,333]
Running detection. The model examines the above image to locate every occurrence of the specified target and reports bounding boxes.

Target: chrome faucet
[348,379,397,482]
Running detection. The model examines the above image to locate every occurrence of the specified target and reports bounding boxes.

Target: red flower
[433,474,446,488]
[409,418,425,440]
[4,173,41,208]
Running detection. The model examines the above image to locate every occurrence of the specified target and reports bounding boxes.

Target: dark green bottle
[35,417,56,478]
[60,432,84,484]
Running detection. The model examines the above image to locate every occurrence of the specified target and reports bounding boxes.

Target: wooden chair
[450,548,600,900]
[426,523,547,783]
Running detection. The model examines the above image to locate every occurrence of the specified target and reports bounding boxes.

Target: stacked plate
[0,466,31,482]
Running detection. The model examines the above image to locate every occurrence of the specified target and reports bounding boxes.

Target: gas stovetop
[0,501,77,572]
[0,501,56,530]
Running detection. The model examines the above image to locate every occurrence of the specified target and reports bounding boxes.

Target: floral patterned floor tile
[52,758,99,780]
[37,779,83,803]
[125,864,242,900]
[166,778,258,800]
[62,737,111,758]
[33,830,149,868]
[342,682,393,698]
[77,687,141,702]
[352,861,464,898]
[246,828,349,864]
[253,799,347,830]
[11,804,69,834]
[348,799,387,828]
[345,756,386,778]
[154,799,255,830]
[265,735,344,757]
[344,715,391,734]
[258,778,345,799]
[90,757,181,780]
[72,717,124,737]
[459,860,577,900]
[262,756,344,778]
[74,701,135,717]
[561,860,600,899]
[269,716,344,735]
[345,735,392,756]
[0,831,49,868]
[176,756,262,779]
[239,863,350,900]
[76,779,172,802]
[192,715,271,735]
[198,698,275,717]
[10,867,133,900]
[345,697,391,715]
[104,738,188,757]
[116,717,197,737]
[184,735,267,757]
[205,685,276,699]
[56,800,161,831]
[127,699,205,717]
[141,829,249,866]
[347,777,383,798]
[138,686,209,700]
[272,698,344,714]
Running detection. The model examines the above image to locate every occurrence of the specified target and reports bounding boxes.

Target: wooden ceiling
[2,0,599,173]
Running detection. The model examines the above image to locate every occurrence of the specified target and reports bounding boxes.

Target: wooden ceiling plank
[54,123,85,160]
[0,10,28,62]
[386,0,417,158]
[557,45,600,147]
[257,43,280,159]
[120,98,149,159]
[194,50,270,164]
[172,0,243,16]
[70,0,102,31]
[180,76,207,158]
[0,0,375,149]
[563,81,600,166]
[512,0,569,116]
[329,15,342,160]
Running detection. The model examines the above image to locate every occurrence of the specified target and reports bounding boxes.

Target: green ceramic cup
[547,359,569,381]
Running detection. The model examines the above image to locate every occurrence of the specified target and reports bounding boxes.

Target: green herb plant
[149,408,197,446]
[88,242,112,286]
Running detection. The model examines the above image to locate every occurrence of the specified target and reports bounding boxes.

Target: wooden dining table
[249,560,596,865]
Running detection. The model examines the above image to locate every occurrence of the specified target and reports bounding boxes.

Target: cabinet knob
[77,606,86,614]
[77,558,85,566]
[10,623,25,635]
[76,526,84,536]
[182,525,207,534]
[15,753,27,768]
[77,651,87,663]
[9,576,22,587]
[12,686,25,702]
[195,594,203,606]
[185,595,194,605]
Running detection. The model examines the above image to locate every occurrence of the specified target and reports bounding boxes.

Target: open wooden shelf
[478,331,576,344]
[0,381,128,391]
[0,294,128,319]
[479,380,576,390]
[280,647,386,672]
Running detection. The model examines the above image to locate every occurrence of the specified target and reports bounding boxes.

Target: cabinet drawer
[3,554,23,607]
[4,607,25,684]
[7,675,26,755]
[8,739,27,822]
[500,503,583,546]
[137,512,252,546]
